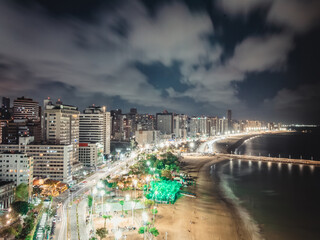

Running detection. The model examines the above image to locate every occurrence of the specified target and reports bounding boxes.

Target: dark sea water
[218,130,320,240]
[235,130,320,160]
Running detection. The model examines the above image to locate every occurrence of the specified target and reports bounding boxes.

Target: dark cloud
[0,0,319,123]
[267,0,320,33]
[264,83,320,123]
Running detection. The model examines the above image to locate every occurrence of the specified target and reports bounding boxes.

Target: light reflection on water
[219,159,320,240]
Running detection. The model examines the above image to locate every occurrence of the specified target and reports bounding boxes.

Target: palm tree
[102,215,112,229]
[149,227,159,239]
[96,228,107,240]
[119,200,124,216]
[102,215,107,229]
[151,208,158,225]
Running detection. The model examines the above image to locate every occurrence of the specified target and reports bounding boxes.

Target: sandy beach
[155,156,261,240]
[154,134,266,240]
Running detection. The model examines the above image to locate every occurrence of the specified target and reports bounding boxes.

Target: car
[52,218,56,223]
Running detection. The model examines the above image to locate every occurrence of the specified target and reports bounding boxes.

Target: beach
[154,134,266,240]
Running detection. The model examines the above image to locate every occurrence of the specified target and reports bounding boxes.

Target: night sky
[0,0,319,124]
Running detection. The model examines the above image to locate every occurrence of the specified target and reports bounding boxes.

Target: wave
[219,162,264,240]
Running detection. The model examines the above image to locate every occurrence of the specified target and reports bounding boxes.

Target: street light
[125,194,130,201]
[142,211,148,223]
[142,212,148,240]
[133,180,138,199]
[115,230,122,240]
[105,204,111,213]
[131,202,135,224]
[92,187,98,214]
[100,190,105,215]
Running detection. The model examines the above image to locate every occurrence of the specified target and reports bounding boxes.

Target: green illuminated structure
[145,180,181,204]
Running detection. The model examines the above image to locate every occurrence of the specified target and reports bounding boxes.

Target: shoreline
[214,131,291,154]
[155,155,263,240]
[155,133,271,240]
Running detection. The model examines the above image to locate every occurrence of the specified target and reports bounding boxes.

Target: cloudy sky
[0,0,319,123]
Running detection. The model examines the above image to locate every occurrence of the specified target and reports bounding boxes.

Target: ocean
[235,129,320,160]
[217,130,320,240]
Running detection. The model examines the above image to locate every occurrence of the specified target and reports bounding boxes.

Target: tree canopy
[96,228,107,240]
[12,201,29,215]
[15,183,29,201]
[149,227,159,237]
[88,195,93,208]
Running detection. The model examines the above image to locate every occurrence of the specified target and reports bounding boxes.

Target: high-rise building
[227,109,232,132]
[2,120,42,144]
[130,108,137,115]
[2,97,42,144]
[42,97,52,141]
[43,100,81,172]
[0,152,33,186]
[79,142,104,170]
[13,97,40,120]
[111,109,123,141]
[2,97,10,109]
[156,112,173,135]
[136,114,155,131]
[189,117,209,137]
[135,130,160,146]
[79,105,111,155]
[0,139,73,184]
[173,114,188,139]
[1,97,11,120]
[127,109,138,139]
[218,117,228,135]
[0,120,9,144]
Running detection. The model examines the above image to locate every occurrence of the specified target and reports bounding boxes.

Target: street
[54,155,137,240]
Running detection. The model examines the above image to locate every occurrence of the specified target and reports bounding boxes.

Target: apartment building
[0,152,33,186]
[79,105,111,155]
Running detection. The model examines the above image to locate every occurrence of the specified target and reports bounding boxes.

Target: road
[70,204,78,240]
[197,136,225,153]
[54,154,138,240]
[78,199,89,240]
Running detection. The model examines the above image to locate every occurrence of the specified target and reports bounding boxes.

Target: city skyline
[0,0,319,124]
[1,95,287,124]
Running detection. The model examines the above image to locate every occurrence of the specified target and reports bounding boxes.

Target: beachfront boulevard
[53,142,197,240]
[54,153,138,240]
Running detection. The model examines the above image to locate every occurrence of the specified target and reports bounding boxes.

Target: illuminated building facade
[43,100,81,172]
[80,105,111,154]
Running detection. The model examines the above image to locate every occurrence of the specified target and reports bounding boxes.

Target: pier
[217,153,320,166]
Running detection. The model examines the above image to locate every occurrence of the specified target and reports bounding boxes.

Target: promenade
[218,153,320,166]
